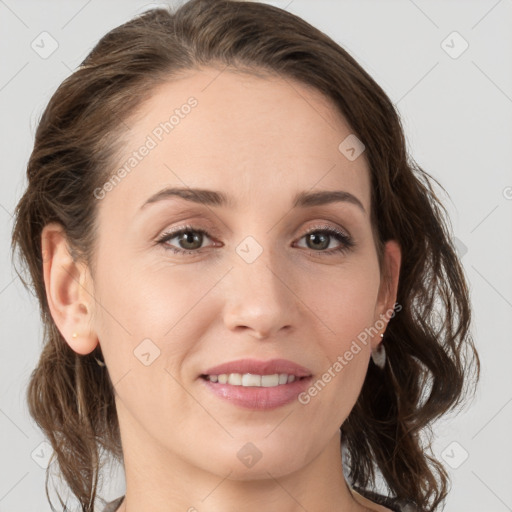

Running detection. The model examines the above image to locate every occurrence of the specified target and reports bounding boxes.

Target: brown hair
[11,1,479,510]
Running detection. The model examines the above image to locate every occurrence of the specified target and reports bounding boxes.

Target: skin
[42,67,401,512]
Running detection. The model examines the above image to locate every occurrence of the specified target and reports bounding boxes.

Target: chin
[224,460,302,481]
[200,442,310,481]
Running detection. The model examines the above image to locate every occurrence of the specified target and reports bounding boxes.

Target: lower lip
[201,376,312,410]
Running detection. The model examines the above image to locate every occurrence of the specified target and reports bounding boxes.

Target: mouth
[199,358,313,410]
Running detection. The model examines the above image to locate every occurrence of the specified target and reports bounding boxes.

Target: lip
[202,358,312,378]
[200,358,313,411]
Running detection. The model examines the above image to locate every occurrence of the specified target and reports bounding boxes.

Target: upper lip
[202,358,312,378]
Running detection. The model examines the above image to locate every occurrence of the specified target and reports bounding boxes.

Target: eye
[156,225,216,255]
[156,224,355,256]
[295,225,355,256]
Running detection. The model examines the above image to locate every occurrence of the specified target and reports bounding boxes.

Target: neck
[115,406,365,512]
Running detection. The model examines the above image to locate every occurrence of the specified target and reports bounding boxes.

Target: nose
[222,245,300,340]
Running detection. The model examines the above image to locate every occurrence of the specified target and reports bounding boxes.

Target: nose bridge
[223,233,297,337]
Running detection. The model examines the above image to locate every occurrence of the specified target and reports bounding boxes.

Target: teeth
[261,374,279,387]
[242,373,261,386]
[206,373,301,387]
[228,373,242,385]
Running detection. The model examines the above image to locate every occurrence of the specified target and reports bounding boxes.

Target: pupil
[309,233,328,250]
[181,231,201,249]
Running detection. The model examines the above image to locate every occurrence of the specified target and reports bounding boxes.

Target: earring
[94,356,106,368]
[371,333,386,369]
[93,344,106,368]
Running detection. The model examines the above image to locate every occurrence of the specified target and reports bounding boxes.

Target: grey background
[1,0,511,510]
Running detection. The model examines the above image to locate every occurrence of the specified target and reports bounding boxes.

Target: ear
[41,222,98,355]
[373,239,401,349]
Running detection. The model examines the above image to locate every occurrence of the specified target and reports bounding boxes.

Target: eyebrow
[140,187,366,214]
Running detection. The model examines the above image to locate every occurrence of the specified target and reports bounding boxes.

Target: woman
[11,0,479,511]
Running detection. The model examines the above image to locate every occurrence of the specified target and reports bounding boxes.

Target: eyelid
[301,223,351,238]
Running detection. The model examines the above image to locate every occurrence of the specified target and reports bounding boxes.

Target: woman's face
[86,67,400,480]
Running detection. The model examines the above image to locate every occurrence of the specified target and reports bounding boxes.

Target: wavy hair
[11,0,479,510]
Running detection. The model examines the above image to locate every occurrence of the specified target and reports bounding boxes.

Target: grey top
[103,496,124,512]
[351,487,419,511]
[102,492,417,511]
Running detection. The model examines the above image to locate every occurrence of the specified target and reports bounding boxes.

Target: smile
[199,358,313,410]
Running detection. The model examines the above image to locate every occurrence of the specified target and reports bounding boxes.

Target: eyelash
[156,224,355,257]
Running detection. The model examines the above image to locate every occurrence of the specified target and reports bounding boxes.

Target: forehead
[102,67,371,217]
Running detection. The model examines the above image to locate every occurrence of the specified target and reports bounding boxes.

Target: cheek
[298,261,380,418]
[308,257,381,344]
[91,255,221,383]
[90,261,203,428]
[297,321,372,434]
[93,254,203,338]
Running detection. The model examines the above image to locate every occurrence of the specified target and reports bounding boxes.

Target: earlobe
[41,223,98,355]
